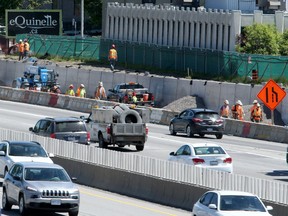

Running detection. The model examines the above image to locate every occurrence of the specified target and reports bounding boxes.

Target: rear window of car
[55,121,86,133]
[195,112,220,119]
[120,84,144,89]
[194,146,225,155]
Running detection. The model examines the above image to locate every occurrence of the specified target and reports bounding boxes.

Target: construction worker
[95,81,106,100]
[108,44,118,71]
[219,100,230,118]
[23,39,30,58]
[17,39,24,61]
[132,92,138,104]
[50,85,61,94]
[251,103,263,123]
[231,100,244,120]
[76,84,86,98]
[65,84,75,96]
[250,99,258,121]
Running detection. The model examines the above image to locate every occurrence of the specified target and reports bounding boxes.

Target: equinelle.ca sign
[5,10,62,38]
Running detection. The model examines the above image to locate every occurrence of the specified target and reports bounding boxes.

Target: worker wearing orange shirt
[17,39,24,61]
[219,100,230,118]
[231,100,244,120]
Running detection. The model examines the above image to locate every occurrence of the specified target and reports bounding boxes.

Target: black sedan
[169,108,224,139]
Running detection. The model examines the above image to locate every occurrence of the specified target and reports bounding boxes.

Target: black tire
[2,189,12,210]
[216,134,223,139]
[199,133,205,138]
[136,145,144,151]
[69,210,79,216]
[119,110,142,123]
[186,125,193,137]
[118,145,125,148]
[98,133,107,148]
[19,195,29,216]
[169,123,176,135]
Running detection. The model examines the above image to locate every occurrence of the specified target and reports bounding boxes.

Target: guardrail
[0,127,287,208]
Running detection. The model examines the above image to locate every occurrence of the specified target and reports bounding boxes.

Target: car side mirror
[0,151,5,156]
[13,176,21,181]
[48,153,54,158]
[266,206,273,211]
[208,204,217,209]
[169,152,175,156]
[29,127,34,132]
[71,177,78,182]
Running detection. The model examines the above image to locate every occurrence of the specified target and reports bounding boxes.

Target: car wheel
[19,195,29,216]
[199,133,205,138]
[136,145,144,151]
[186,125,194,137]
[118,145,125,148]
[69,210,79,216]
[98,133,107,148]
[216,134,223,139]
[169,123,176,135]
[2,189,12,210]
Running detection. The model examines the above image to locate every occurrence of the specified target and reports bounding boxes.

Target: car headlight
[26,186,38,192]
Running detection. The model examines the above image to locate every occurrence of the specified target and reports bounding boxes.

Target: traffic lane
[0,180,191,216]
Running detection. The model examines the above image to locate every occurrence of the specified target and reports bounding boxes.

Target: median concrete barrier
[53,156,288,216]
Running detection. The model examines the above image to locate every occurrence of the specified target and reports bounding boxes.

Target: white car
[192,190,273,216]
[0,140,54,177]
[168,143,233,173]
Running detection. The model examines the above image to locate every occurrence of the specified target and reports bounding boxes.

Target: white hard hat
[253,99,258,104]
[236,100,243,106]
[80,84,85,88]
[224,100,229,105]
[257,103,260,107]
[99,81,103,87]
[19,39,22,42]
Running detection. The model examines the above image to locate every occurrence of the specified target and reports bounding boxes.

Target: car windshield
[194,146,225,155]
[24,168,70,181]
[195,112,220,119]
[55,121,86,132]
[9,144,48,157]
[220,195,266,212]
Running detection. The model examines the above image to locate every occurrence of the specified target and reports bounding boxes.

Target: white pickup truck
[84,104,149,151]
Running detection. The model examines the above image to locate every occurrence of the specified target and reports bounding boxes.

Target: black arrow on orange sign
[266,87,278,103]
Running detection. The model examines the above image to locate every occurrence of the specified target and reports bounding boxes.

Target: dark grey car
[29,117,90,145]
[2,162,79,216]
[169,108,224,139]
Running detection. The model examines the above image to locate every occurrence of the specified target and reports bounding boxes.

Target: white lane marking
[148,134,286,161]
[0,108,50,118]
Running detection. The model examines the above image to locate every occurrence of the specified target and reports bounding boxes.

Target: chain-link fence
[16,34,288,80]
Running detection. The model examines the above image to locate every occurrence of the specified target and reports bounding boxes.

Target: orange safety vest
[232,105,244,120]
[220,105,229,117]
[253,108,262,121]
[24,42,30,51]
[95,86,106,99]
[18,43,24,53]
[109,48,117,60]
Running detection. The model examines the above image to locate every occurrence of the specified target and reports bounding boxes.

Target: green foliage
[279,29,288,56]
[237,23,280,55]
[0,0,52,21]
[76,0,102,28]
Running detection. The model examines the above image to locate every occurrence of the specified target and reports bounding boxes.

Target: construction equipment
[12,64,59,91]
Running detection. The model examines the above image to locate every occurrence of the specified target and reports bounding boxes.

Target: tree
[279,30,288,56]
[0,0,52,23]
[76,0,102,28]
[236,23,280,55]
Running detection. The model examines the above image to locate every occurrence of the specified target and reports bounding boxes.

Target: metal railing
[0,127,287,204]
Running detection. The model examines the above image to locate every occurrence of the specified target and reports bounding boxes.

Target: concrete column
[168,20,174,46]
[138,18,143,42]
[200,22,206,48]
[217,24,223,50]
[179,20,184,47]
[148,17,153,44]
[230,10,241,52]
[143,17,148,43]
[109,16,115,39]
[158,19,163,45]
[275,11,285,33]
[153,19,158,44]
[173,20,179,47]
[183,20,190,47]
[133,17,138,42]
[114,16,119,40]
[223,24,229,51]
[123,15,128,41]
[163,19,168,46]
[119,16,124,40]
[206,22,211,49]
[212,23,217,50]
[189,22,195,47]
[128,17,133,41]
[195,22,200,48]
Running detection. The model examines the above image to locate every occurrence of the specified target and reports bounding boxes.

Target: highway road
[0,100,287,215]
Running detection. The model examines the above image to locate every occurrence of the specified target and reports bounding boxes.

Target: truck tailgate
[111,123,146,135]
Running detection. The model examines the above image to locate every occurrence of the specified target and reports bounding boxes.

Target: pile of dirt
[163,95,205,113]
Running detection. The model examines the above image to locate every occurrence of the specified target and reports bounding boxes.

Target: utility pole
[81,0,84,38]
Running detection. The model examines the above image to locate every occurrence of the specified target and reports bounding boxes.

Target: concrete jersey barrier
[0,86,287,144]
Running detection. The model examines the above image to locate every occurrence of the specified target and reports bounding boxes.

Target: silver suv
[29,117,90,145]
[2,162,80,216]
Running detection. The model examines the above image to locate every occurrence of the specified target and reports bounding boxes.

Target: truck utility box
[85,104,149,151]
